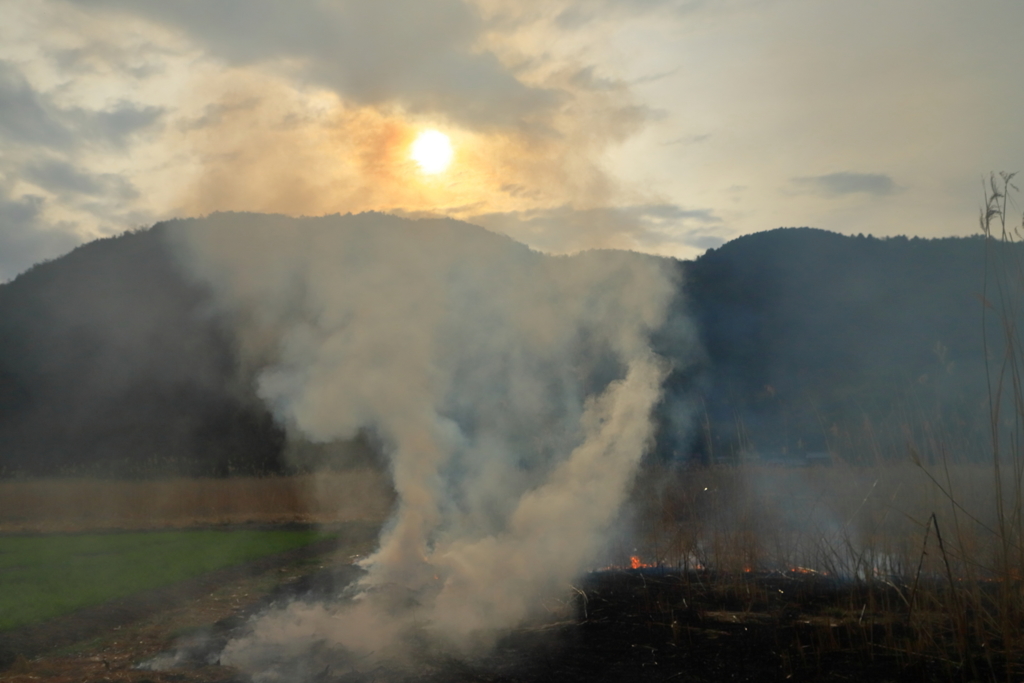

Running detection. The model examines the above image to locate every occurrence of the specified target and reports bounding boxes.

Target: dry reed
[0,469,394,534]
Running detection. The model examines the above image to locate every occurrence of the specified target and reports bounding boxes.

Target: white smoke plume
[164,211,683,679]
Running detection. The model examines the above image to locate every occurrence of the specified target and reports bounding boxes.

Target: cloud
[24,0,661,246]
[148,67,654,234]
[0,183,80,282]
[552,0,709,29]
[66,0,561,129]
[23,158,101,196]
[663,133,710,146]
[0,61,74,149]
[79,101,165,148]
[0,56,166,280]
[176,99,261,133]
[22,157,139,201]
[792,172,898,197]
[470,203,723,254]
[678,229,726,250]
[0,0,697,276]
[0,61,164,151]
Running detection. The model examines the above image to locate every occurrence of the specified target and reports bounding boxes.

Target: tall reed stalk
[980,171,1024,681]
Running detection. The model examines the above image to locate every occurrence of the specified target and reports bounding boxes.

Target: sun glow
[410,130,453,174]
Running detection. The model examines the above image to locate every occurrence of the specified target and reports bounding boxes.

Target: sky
[1,0,1022,281]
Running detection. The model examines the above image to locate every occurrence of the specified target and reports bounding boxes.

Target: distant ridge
[0,215,1008,475]
[685,227,997,461]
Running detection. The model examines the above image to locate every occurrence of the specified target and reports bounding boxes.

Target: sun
[410,130,453,174]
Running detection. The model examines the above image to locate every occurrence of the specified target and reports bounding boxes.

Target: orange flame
[630,555,653,570]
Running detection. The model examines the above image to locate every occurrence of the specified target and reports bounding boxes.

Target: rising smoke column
[164,211,683,676]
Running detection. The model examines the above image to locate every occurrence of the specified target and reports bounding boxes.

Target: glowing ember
[788,566,823,575]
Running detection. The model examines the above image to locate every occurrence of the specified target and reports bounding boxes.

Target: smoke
[162,211,684,677]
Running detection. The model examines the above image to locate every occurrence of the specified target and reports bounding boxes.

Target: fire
[630,555,653,570]
[592,555,656,571]
[788,566,823,575]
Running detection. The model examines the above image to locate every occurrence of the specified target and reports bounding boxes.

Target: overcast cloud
[0,0,1022,279]
[0,60,75,149]
[68,0,561,129]
[792,172,899,197]
[472,203,723,254]
[0,182,79,280]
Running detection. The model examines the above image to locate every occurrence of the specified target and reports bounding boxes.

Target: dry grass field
[619,460,1024,680]
[630,462,1014,579]
[0,469,395,533]
[2,461,1013,579]
[5,461,1024,680]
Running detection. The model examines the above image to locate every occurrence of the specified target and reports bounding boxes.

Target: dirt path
[0,522,380,683]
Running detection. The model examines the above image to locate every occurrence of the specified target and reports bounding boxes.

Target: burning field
[2,212,693,681]
[2,0,1024,674]
[6,462,1024,682]
[6,213,1024,682]
[6,537,1024,682]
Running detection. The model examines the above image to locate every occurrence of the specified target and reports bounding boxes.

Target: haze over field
[2,0,1023,282]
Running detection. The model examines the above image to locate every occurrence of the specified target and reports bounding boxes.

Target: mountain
[686,228,1001,462]
[0,223,283,477]
[0,217,1011,476]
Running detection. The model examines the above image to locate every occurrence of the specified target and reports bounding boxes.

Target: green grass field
[0,528,332,631]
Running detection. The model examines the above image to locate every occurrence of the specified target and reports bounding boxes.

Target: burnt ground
[193,568,1005,683]
[2,547,1019,683]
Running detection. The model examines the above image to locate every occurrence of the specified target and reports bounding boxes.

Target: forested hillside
[687,228,998,462]
[0,217,1008,476]
[0,225,283,476]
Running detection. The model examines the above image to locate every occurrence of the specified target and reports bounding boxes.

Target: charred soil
[388,569,1018,683]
